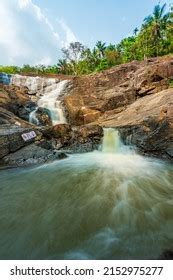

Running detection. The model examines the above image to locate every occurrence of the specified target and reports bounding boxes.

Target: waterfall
[102,128,121,153]
[11,75,58,95]
[11,75,69,125]
[29,109,39,125]
[37,80,68,125]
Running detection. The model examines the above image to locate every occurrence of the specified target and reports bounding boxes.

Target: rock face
[63,56,173,160]
[41,123,103,153]
[64,56,173,125]
[0,84,36,121]
[0,107,35,127]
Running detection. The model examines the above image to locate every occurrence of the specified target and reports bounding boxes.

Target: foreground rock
[0,107,35,127]
[1,143,67,168]
[0,125,41,158]
[0,121,103,168]
[41,123,103,153]
[0,124,67,168]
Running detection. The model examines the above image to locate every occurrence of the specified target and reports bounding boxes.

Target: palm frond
[160,3,166,17]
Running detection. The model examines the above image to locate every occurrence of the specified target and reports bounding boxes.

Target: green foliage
[0,3,172,77]
[0,65,20,74]
[96,59,109,72]
[169,79,173,87]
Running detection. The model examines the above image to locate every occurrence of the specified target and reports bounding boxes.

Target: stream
[0,129,173,259]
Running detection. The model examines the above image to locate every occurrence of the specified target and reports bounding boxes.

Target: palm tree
[57,59,68,74]
[143,3,170,56]
[133,28,139,36]
[95,41,106,58]
[106,44,116,51]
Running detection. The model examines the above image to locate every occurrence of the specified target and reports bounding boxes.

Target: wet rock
[0,125,41,159]
[159,250,173,260]
[34,107,52,126]
[17,101,37,121]
[0,143,67,168]
[0,84,37,121]
[0,107,35,127]
[41,123,103,153]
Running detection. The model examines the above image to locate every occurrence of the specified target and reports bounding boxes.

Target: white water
[29,109,39,125]
[11,75,69,125]
[0,129,172,260]
[11,75,58,95]
[102,128,127,153]
[36,80,68,125]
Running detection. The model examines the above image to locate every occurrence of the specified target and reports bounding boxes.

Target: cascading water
[29,109,39,125]
[102,128,120,153]
[36,80,68,125]
[11,75,69,125]
[0,128,173,260]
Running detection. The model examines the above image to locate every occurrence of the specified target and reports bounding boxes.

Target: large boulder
[0,84,29,109]
[17,101,37,121]
[134,59,173,96]
[0,125,41,159]
[0,84,37,121]
[0,143,67,168]
[0,107,35,127]
[41,123,103,153]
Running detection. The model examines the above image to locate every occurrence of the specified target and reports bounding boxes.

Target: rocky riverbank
[0,55,173,168]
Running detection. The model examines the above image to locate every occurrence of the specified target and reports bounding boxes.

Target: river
[0,129,173,259]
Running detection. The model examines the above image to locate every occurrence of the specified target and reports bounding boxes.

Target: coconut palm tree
[57,59,68,74]
[106,44,116,51]
[143,3,170,56]
[133,28,139,36]
[95,41,106,58]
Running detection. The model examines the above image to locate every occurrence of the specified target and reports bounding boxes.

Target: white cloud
[58,18,78,47]
[0,0,78,65]
[18,0,31,9]
[36,56,52,66]
[0,1,30,60]
[17,0,60,43]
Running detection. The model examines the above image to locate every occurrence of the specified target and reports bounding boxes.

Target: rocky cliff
[0,55,173,167]
[65,56,173,124]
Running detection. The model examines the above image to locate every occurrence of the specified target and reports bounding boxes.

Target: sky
[0,0,172,66]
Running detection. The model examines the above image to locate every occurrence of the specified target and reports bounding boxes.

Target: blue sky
[0,0,172,66]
